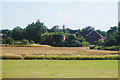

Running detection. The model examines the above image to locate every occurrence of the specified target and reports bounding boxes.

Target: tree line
[1,20,120,47]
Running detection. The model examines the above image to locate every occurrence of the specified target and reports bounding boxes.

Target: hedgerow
[1,55,120,60]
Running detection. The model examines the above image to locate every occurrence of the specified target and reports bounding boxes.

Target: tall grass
[1,54,119,60]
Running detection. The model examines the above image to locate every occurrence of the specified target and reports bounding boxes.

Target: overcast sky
[1,2,118,31]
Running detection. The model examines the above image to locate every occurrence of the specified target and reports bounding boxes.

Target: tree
[65,28,71,33]
[96,30,106,36]
[49,25,60,32]
[52,34,64,44]
[83,26,94,30]
[2,29,13,37]
[62,25,66,33]
[118,22,120,34]
[25,20,47,42]
[107,26,118,37]
[115,35,120,45]
[41,32,54,45]
[12,26,24,40]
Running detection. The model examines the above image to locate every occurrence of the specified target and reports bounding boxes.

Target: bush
[22,39,29,45]
[104,46,120,51]
[115,35,120,45]
[5,37,14,44]
[105,38,116,46]
[66,40,81,47]
[55,41,67,47]
[90,45,96,49]
[13,41,22,45]
[65,34,76,41]
[30,40,34,44]
[97,46,104,50]
[81,41,90,47]
[52,34,64,43]
[93,46,120,51]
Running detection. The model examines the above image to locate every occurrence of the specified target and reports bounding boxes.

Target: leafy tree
[82,26,94,30]
[12,26,24,40]
[62,25,66,33]
[96,30,106,36]
[107,26,118,37]
[25,20,47,42]
[41,32,54,45]
[52,34,64,44]
[65,28,71,33]
[118,22,120,34]
[115,35,120,45]
[49,25,60,32]
[2,29,13,37]
[2,29,9,34]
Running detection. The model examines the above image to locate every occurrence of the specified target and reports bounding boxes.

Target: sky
[1,1,118,31]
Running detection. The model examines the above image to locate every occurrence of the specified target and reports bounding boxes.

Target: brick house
[85,30,105,44]
[69,29,107,44]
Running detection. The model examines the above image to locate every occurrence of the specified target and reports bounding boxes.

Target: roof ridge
[86,30,94,36]
[86,30,103,37]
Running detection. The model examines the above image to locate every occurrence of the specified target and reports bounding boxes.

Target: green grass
[2,60,118,78]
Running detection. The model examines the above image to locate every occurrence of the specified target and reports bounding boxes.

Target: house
[85,30,105,44]
[69,29,107,44]
[0,33,7,39]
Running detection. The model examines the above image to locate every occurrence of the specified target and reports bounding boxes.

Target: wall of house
[86,31,102,44]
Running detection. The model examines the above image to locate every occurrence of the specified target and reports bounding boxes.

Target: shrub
[81,41,90,47]
[55,41,67,47]
[30,40,34,44]
[52,34,64,43]
[66,40,81,47]
[22,39,29,45]
[97,46,104,50]
[5,37,14,44]
[105,38,116,46]
[90,45,96,49]
[104,46,120,51]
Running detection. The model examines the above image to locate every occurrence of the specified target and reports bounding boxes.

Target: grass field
[2,60,118,78]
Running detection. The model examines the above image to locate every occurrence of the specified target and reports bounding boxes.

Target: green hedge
[90,45,120,51]
[1,55,120,60]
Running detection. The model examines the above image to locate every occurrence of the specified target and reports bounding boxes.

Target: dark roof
[69,30,79,34]
[80,29,92,37]
[86,30,103,38]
